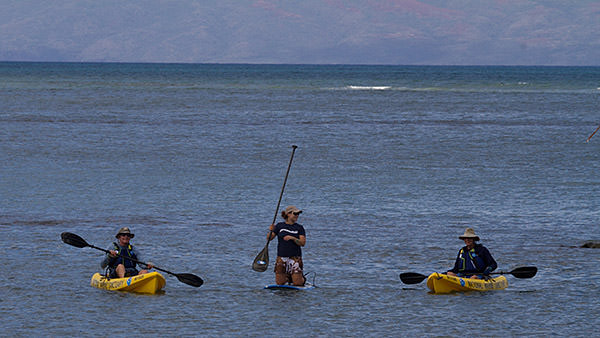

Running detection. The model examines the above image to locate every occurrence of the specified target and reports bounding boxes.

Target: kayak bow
[90,271,166,294]
[426,272,508,294]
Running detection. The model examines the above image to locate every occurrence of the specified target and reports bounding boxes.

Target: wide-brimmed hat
[116,227,135,238]
[284,205,302,215]
[458,227,479,241]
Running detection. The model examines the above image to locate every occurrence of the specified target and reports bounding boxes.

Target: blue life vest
[108,242,137,269]
[458,247,485,272]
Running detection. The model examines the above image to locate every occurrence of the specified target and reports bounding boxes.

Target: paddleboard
[264,283,316,290]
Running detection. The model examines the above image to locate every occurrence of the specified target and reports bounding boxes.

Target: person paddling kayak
[447,228,497,279]
[100,227,154,278]
[268,206,306,286]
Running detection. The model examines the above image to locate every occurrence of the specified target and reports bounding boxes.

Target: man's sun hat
[458,227,479,241]
[116,227,135,238]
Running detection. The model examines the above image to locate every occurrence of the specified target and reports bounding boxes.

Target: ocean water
[1,62,599,336]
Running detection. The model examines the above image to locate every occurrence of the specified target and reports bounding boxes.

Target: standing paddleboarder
[268,205,306,286]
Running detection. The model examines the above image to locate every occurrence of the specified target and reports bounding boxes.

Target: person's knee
[114,265,126,277]
[291,273,304,286]
[275,273,288,285]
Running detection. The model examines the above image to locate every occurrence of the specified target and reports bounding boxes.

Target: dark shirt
[273,222,305,257]
[449,243,497,274]
[100,243,143,270]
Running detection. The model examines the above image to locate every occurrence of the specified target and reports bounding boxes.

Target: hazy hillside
[1,0,598,65]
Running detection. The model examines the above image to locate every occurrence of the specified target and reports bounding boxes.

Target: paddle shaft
[252,146,298,272]
[452,271,531,278]
[587,124,600,142]
[87,243,177,277]
[272,145,298,224]
[61,232,203,287]
[267,145,298,242]
[400,266,536,284]
[468,266,537,278]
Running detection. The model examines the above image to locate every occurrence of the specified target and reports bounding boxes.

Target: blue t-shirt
[273,222,306,257]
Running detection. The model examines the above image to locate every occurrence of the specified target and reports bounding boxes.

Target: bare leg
[291,272,305,286]
[115,264,125,278]
[275,273,288,285]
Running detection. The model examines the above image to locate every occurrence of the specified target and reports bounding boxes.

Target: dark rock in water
[581,241,600,248]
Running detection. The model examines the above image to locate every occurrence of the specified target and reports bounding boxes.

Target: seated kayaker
[446,228,497,279]
[100,227,154,278]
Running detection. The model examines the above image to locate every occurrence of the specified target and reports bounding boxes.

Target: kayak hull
[426,272,508,294]
[91,272,166,294]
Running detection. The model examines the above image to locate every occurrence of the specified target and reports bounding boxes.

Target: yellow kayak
[90,272,166,294]
[426,272,508,294]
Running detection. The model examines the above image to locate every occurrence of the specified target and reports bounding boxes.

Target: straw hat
[284,205,302,215]
[115,227,135,238]
[458,228,479,241]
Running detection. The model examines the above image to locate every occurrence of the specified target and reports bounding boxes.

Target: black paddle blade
[399,272,428,284]
[61,232,89,248]
[510,266,537,279]
[175,273,204,287]
[252,244,269,272]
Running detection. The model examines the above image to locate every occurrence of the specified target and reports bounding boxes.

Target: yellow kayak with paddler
[90,271,166,294]
[426,272,508,294]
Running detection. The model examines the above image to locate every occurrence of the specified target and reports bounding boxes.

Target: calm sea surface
[1,62,599,336]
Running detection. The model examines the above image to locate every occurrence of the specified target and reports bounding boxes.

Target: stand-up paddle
[399,266,537,284]
[586,124,600,143]
[61,232,203,287]
[252,145,298,272]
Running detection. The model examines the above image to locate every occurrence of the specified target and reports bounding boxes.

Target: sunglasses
[119,233,133,237]
[292,211,301,216]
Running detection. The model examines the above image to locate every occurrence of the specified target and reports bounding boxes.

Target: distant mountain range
[1,0,598,65]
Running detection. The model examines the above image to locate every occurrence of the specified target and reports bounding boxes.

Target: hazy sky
[1,0,599,65]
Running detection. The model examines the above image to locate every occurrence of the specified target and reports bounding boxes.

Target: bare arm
[267,224,276,241]
[283,235,306,247]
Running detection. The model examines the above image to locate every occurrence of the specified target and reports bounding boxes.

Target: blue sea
[1,62,599,336]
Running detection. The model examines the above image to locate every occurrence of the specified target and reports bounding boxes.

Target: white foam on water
[346,85,392,90]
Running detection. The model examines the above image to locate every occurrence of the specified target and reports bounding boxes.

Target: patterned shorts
[274,256,303,275]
